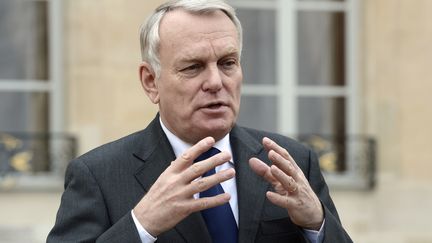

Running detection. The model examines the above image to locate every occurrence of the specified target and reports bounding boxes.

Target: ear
[139,62,160,104]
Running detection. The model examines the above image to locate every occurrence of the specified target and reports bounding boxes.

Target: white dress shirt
[131,119,323,243]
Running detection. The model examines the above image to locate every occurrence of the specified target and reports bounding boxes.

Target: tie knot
[195,147,221,162]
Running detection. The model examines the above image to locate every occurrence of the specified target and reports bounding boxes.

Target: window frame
[0,0,66,190]
[231,0,365,188]
[0,0,64,133]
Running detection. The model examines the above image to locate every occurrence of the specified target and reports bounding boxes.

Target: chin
[202,120,234,139]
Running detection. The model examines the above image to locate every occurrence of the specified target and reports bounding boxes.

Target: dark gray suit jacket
[48,115,352,243]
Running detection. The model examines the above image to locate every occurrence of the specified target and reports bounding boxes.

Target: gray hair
[139,0,243,78]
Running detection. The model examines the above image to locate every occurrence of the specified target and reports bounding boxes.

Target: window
[0,0,74,190]
[232,0,373,188]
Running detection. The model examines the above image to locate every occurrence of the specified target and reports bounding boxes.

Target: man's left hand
[249,137,324,230]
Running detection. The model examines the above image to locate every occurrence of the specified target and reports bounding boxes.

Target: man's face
[143,10,242,143]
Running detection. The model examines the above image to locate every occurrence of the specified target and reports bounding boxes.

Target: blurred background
[1,0,431,242]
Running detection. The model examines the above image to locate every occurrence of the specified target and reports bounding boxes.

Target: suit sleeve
[306,150,353,243]
[47,159,142,243]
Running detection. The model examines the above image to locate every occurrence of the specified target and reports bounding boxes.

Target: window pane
[297,11,345,86]
[0,0,49,80]
[237,9,276,85]
[0,92,49,133]
[237,95,278,133]
[297,97,345,135]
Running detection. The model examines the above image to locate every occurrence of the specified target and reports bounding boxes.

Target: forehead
[158,9,239,57]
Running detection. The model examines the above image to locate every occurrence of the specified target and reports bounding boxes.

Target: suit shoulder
[70,129,145,168]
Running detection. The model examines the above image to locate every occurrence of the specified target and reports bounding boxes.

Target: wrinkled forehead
[158,10,240,61]
[159,9,239,44]
[175,38,239,64]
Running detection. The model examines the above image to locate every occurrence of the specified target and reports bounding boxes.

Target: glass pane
[0,0,49,80]
[297,97,345,135]
[237,95,278,132]
[0,92,49,133]
[297,11,345,86]
[237,9,276,85]
[297,97,346,172]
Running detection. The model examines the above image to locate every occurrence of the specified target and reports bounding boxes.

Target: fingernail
[263,137,272,145]
[226,168,235,177]
[205,137,214,145]
[217,152,228,161]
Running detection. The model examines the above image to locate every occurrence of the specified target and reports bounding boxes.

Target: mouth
[200,101,229,111]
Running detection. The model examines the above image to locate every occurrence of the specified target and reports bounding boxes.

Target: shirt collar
[159,117,234,163]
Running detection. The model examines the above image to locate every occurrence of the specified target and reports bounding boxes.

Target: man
[48,0,352,242]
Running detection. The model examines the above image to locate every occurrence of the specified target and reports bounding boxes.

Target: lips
[207,103,222,109]
[202,101,228,109]
[198,101,230,114]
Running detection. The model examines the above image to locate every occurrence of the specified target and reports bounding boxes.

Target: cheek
[232,76,242,99]
[234,69,243,89]
[165,85,198,112]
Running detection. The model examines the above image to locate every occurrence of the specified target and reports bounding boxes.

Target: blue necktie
[195,147,238,243]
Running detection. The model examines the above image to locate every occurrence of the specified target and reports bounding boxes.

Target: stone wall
[363,0,432,179]
[65,0,162,153]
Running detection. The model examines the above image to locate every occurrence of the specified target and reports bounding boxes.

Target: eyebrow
[178,49,240,64]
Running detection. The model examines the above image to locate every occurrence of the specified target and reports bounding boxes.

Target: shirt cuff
[302,219,325,243]
[131,210,157,243]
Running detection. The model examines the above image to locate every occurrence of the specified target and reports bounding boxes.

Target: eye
[219,58,238,70]
[180,63,202,73]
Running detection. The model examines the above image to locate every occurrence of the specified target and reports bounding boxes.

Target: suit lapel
[230,126,270,243]
[132,118,271,242]
[133,115,211,242]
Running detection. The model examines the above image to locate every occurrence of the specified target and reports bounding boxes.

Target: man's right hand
[133,136,235,237]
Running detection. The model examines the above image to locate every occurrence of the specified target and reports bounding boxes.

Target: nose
[202,63,223,92]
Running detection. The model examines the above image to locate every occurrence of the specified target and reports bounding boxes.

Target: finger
[184,151,231,181]
[268,150,301,182]
[171,137,215,172]
[263,137,297,167]
[188,168,235,195]
[270,165,298,194]
[249,158,278,185]
[266,191,296,209]
[190,193,231,212]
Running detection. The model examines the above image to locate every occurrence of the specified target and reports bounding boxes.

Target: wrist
[299,205,324,231]
[304,218,324,231]
[133,207,161,237]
